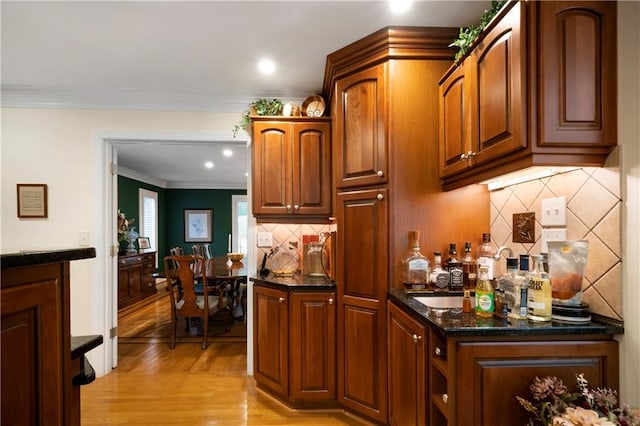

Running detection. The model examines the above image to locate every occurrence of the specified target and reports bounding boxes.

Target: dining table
[194,256,248,320]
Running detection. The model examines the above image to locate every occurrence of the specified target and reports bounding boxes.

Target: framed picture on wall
[17,183,48,218]
[184,209,213,242]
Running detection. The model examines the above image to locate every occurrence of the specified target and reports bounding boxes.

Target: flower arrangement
[117,209,135,243]
[517,374,640,426]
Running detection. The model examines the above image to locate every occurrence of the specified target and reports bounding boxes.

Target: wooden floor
[81,286,371,426]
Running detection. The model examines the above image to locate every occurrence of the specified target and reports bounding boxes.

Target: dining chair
[163,255,225,350]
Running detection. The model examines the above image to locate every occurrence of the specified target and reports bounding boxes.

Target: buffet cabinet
[251,117,331,221]
[253,282,336,407]
[387,300,620,426]
[118,251,156,309]
[324,25,490,424]
[439,0,617,190]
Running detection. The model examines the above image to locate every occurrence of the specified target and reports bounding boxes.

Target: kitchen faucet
[494,245,513,260]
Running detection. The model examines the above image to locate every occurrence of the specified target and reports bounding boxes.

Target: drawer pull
[376,193,384,201]
[286,204,292,210]
[435,347,445,357]
[376,170,384,177]
[278,297,285,303]
[412,334,422,343]
[293,205,299,211]
[328,298,333,305]
[442,394,448,404]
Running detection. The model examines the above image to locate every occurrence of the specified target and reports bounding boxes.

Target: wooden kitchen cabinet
[253,282,336,407]
[118,251,156,309]
[251,117,331,220]
[439,0,617,190]
[325,25,491,424]
[387,301,427,426]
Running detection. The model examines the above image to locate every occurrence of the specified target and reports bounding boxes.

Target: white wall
[617,0,640,406]
[1,108,245,375]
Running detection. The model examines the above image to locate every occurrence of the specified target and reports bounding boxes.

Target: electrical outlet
[79,230,90,246]
[541,228,567,252]
[541,196,567,226]
[257,232,273,248]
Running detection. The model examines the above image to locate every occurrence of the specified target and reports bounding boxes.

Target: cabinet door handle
[376,193,384,201]
[278,297,285,303]
[467,150,476,157]
[328,298,333,305]
[460,153,468,161]
[412,334,422,343]
[435,347,445,357]
[293,204,299,211]
[286,204,292,210]
[442,394,449,404]
[376,170,384,177]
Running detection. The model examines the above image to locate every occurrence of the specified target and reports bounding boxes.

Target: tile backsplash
[489,151,622,320]
[256,222,334,259]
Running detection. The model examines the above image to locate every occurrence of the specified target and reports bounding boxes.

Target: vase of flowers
[517,374,640,426]
[117,209,135,254]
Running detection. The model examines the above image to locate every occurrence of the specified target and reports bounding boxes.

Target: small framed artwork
[184,209,213,242]
[17,184,48,218]
[137,237,151,250]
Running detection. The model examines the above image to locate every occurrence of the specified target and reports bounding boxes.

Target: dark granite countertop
[389,288,624,337]
[251,273,336,291]
[71,334,103,359]
[1,247,96,268]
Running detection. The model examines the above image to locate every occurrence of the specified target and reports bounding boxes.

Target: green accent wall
[118,175,246,271]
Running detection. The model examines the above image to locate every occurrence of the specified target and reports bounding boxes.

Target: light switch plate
[541,228,567,252]
[257,232,273,248]
[541,196,567,226]
[79,230,90,246]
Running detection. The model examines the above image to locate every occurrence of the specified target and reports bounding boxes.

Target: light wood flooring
[81,286,372,426]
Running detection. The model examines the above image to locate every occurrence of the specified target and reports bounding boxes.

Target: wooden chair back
[191,244,212,259]
[163,255,219,349]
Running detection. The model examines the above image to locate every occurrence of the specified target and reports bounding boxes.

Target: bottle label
[435,273,449,289]
[476,291,494,313]
[408,258,429,271]
[448,266,463,290]
[527,277,551,320]
[477,257,495,279]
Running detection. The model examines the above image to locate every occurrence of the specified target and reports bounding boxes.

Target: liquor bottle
[462,241,477,290]
[527,255,552,322]
[475,266,494,318]
[515,254,531,319]
[401,231,430,290]
[497,257,518,318]
[477,233,497,280]
[446,243,463,292]
[429,251,449,292]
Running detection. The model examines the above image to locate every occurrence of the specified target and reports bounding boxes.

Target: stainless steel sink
[414,296,472,309]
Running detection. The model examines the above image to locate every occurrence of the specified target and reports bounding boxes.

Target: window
[232,195,248,254]
[139,189,158,264]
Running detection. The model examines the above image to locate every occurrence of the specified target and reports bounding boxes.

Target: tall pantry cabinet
[323,27,490,423]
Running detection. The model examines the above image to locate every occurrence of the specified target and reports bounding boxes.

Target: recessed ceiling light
[258,58,276,75]
[204,161,214,169]
[389,0,412,14]
[223,149,233,157]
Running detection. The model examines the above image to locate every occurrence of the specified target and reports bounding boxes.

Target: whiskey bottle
[446,243,463,292]
[462,241,477,290]
[477,233,497,280]
[401,231,430,290]
[527,255,552,322]
[429,251,449,292]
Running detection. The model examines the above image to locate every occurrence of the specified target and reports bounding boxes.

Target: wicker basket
[301,95,325,117]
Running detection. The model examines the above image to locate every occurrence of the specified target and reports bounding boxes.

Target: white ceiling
[1,0,489,189]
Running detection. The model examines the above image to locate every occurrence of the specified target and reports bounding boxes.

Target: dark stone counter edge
[250,273,336,291]
[71,334,103,359]
[388,288,624,337]
[1,247,96,268]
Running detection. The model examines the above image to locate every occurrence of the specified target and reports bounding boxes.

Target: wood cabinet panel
[252,118,331,219]
[289,291,336,402]
[454,339,619,426]
[388,301,427,426]
[253,285,289,397]
[118,252,156,309]
[1,276,62,425]
[440,0,617,190]
[334,64,387,189]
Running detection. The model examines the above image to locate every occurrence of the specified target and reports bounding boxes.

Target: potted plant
[449,0,508,63]
[233,98,283,137]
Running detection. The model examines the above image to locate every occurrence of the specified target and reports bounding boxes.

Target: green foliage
[449,0,508,63]
[233,98,284,138]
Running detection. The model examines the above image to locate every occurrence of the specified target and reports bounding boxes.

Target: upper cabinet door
[252,121,293,216]
[470,0,526,165]
[439,61,471,177]
[538,1,617,147]
[334,64,388,189]
[292,121,332,215]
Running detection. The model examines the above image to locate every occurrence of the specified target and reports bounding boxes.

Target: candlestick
[228,233,231,253]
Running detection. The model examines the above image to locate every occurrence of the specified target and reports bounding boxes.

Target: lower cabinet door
[388,301,427,426]
[289,291,336,403]
[253,285,289,398]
